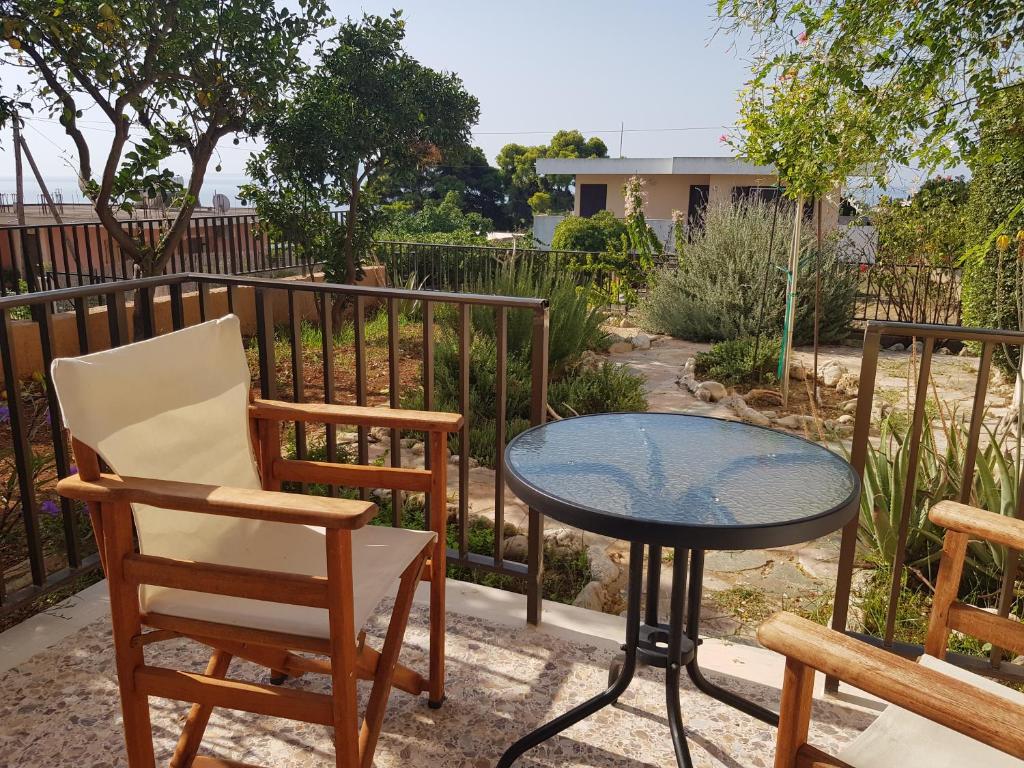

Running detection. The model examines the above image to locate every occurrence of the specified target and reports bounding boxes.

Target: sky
[0,1,920,204]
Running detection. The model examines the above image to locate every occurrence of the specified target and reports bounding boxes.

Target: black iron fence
[851,261,962,327]
[0,214,314,295]
[0,273,549,624]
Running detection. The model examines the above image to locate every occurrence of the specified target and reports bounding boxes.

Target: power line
[472,125,730,135]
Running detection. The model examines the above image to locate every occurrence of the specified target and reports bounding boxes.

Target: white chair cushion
[838,653,1024,768]
[51,315,434,637]
[142,523,434,639]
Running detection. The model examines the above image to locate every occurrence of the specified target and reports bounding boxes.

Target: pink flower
[719,134,728,144]
[797,31,808,44]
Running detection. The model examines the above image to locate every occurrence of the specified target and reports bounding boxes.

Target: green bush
[637,199,856,345]
[548,361,647,418]
[550,210,626,253]
[851,405,1020,596]
[961,87,1024,378]
[418,262,646,467]
[693,337,778,387]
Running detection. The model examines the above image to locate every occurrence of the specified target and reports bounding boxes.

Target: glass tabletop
[504,413,860,549]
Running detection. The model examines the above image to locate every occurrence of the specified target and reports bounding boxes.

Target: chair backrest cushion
[838,653,1024,767]
[50,315,296,573]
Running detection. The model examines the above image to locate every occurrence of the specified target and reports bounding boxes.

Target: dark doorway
[686,184,710,240]
[579,184,608,217]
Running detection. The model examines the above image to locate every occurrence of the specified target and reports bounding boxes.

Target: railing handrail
[0,210,262,231]
[0,272,550,312]
[864,320,1024,344]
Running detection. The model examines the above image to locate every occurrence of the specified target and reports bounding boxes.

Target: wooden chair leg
[775,658,816,768]
[326,529,361,768]
[170,650,233,768]
[104,502,157,768]
[358,549,429,767]
[428,430,447,707]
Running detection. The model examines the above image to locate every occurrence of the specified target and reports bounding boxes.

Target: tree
[249,11,479,283]
[376,191,492,245]
[719,0,1024,176]
[961,87,1024,376]
[497,129,608,227]
[550,210,626,253]
[872,176,971,267]
[1,0,329,275]
[374,144,508,229]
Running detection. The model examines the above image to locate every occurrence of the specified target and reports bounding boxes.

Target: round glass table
[496,413,860,768]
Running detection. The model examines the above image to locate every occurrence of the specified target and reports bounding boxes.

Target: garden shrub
[548,361,648,418]
[637,199,856,345]
[693,337,778,387]
[550,210,626,253]
[421,262,646,467]
[960,87,1024,377]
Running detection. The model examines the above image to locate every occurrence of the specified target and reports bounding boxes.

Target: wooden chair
[759,500,1024,768]
[52,314,462,768]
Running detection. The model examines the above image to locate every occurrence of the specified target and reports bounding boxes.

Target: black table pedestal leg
[683,550,780,727]
[495,542,646,768]
[665,548,695,768]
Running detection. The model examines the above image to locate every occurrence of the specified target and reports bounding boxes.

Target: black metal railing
[0,273,549,624]
[831,320,1024,686]
[0,214,315,295]
[851,261,962,327]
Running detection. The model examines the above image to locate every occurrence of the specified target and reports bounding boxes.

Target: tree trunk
[343,175,361,285]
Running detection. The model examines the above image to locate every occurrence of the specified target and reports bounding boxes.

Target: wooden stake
[780,195,804,406]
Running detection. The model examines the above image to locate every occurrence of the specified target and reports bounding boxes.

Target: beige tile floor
[0,585,875,768]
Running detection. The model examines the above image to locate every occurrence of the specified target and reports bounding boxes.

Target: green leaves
[721,0,1024,184]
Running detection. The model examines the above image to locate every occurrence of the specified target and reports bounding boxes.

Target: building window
[732,186,814,220]
[579,184,607,217]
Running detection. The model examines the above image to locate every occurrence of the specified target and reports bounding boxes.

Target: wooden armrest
[57,473,377,530]
[250,399,463,432]
[757,612,1024,758]
[929,500,1024,550]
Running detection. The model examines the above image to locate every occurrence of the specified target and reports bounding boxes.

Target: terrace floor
[0,579,880,767]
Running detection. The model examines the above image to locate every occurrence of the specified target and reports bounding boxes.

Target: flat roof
[535,156,777,176]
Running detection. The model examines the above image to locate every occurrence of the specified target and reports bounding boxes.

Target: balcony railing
[831,320,1024,686]
[0,273,549,624]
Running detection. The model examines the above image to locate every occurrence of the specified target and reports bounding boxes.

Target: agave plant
[854,403,1020,590]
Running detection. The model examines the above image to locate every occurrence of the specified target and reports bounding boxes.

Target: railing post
[526,303,549,625]
[0,308,45,587]
[255,288,276,399]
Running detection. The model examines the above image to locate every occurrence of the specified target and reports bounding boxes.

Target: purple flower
[0,406,9,424]
[40,500,60,517]
[68,464,78,475]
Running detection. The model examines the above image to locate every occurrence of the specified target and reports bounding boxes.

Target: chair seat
[838,653,1024,768]
[141,525,436,640]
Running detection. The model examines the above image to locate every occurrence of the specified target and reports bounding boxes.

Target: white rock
[836,372,860,398]
[912,340,924,353]
[789,362,808,381]
[774,414,805,429]
[837,414,855,425]
[818,360,847,387]
[368,426,389,443]
[720,394,772,427]
[410,441,425,456]
[888,343,905,352]
[588,545,622,586]
[502,534,529,562]
[696,380,728,402]
[937,346,952,355]
[608,341,634,354]
[842,399,859,414]
[572,581,607,611]
[632,333,652,351]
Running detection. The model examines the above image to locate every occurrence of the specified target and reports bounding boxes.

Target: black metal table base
[496,543,779,768]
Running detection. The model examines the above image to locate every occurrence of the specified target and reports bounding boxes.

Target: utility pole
[19,137,63,223]
[12,112,25,225]
[618,121,624,158]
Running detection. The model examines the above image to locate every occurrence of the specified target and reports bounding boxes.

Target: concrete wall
[1,267,387,385]
[569,171,842,233]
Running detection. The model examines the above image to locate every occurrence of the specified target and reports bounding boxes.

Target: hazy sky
[0,2,750,183]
